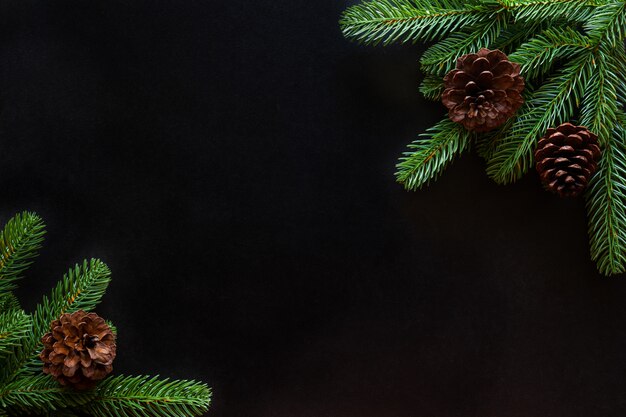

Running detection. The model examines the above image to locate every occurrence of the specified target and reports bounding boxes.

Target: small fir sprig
[0,212,211,417]
[340,0,626,276]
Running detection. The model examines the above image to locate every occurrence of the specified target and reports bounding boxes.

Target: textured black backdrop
[2,1,626,416]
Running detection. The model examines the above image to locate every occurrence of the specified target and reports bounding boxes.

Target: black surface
[3,1,626,416]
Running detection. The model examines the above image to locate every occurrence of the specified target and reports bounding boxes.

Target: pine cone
[442,48,525,132]
[534,123,601,197]
[40,310,116,390]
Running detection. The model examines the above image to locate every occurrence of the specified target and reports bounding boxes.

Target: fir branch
[580,45,621,147]
[0,293,20,314]
[420,18,505,76]
[396,118,472,190]
[85,375,211,417]
[492,20,545,53]
[0,310,30,360]
[486,52,594,183]
[340,0,498,45]
[0,212,45,296]
[33,259,111,338]
[586,114,626,275]
[577,4,626,275]
[0,375,93,414]
[508,26,593,80]
[585,0,626,48]
[419,74,445,101]
[340,0,600,47]
[501,0,601,22]
[476,117,517,161]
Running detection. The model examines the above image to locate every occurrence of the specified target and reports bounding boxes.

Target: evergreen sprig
[486,53,594,183]
[586,112,626,274]
[86,375,212,417]
[0,212,211,416]
[0,375,94,414]
[0,212,45,295]
[0,294,20,314]
[396,118,473,190]
[341,0,626,275]
[420,19,505,76]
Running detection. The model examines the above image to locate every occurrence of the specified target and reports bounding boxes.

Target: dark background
[2,0,626,416]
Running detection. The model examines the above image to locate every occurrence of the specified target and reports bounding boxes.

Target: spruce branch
[340,0,498,45]
[33,260,111,338]
[420,19,505,76]
[0,375,94,414]
[585,0,626,48]
[586,113,626,275]
[419,75,445,101]
[0,294,20,315]
[0,310,30,361]
[492,20,544,52]
[500,0,600,22]
[0,212,45,296]
[476,118,517,160]
[396,118,473,190]
[85,375,212,417]
[580,46,622,147]
[486,52,594,183]
[508,26,593,80]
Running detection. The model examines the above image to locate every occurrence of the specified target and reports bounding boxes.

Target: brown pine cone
[40,310,116,390]
[534,123,602,197]
[442,48,525,133]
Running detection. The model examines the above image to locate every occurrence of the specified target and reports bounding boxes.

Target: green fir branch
[586,113,626,275]
[580,46,621,147]
[487,52,594,183]
[33,259,111,338]
[396,118,472,190]
[0,375,94,414]
[500,0,601,22]
[0,294,20,314]
[508,26,593,80]
[492,20,545,53]
[340,0,601,47]
[0,212,45,296]
[420,18,505,76]
[85,375,211,417]
[419,74,445,100]
[585,0,626,48]
[476,118,517,161]
[0,310,30,360]
[340,0,498,45]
